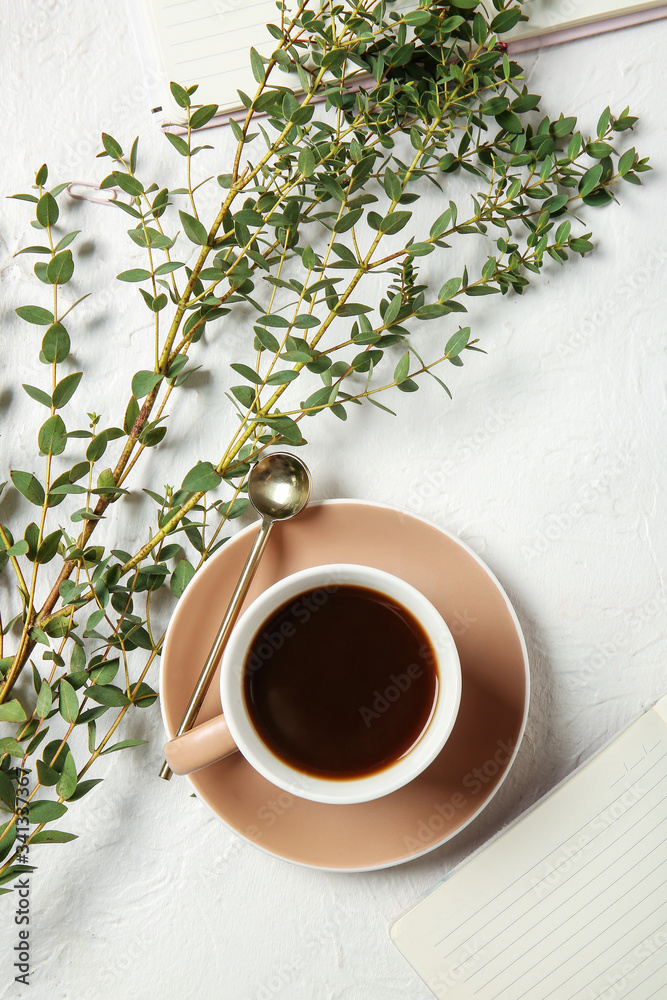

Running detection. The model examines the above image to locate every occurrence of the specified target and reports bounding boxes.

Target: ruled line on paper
[461,793,667,980]
[630,967,667,1000]
[465,838,667,997]
[480,851,667,986]
[493,870,667,1000]
[589,939,667,1000]
[436,749,667,956]
[539,901,667,1000]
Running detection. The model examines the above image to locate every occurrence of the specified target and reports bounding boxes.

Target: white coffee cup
[164,563,461,804]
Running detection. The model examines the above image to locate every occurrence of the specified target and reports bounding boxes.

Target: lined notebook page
[138,0,300,118]
[506,0,667,40]
[392,696,667,1000]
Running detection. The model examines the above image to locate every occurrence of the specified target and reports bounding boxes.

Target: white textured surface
[1,5,666,998]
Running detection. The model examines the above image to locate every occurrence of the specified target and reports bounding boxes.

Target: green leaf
[55,751,77,799]
[37,760,59,786]
[86,685,130,708]
[29,829,78,844]
[124,396,140,434]
[36,192,59,227]
[429,208,452,239]
[117,268,152,282]
[101,132,123,158]
[22,383,52,408]
[165,132,190,156]
[36,680,53,719]
[41,323,70,362]
[181,461,221,493]
[100,739,148,755]
[254,327,280,353]
[190,104,218,129]
[0,700,27,723]
[11,471,45,506]
[36,529,62,564]
[170,559,195,597]
[28,800,67,824]
[46,250,74,284]
[250,47,265,84]
[579,164,603,197]
[170,82,191,108]
[0,771,15,811]
[396,378,419,393]
[58,678,79,723]
[230,363,263,385]
[446,328,470,358]
[179,210,208,246]
[0,737,26,758]
[131,370,163,399]
[66,778,102,801]
[298,147,316,177]
[230,385,256,409]
[333,209,362,234]
[112,172,143,197]
[55,230,81,252]
[438,277,461,302]
[553,115,577,138]
[380,211,411,234]
[16,305,54,326]
[383,168,403,201]
[86,432,108,462]
[586,140,614,159]
[6,540,28,557]
[383,293,402,327]
[36,163,48,185]
[265,370,299,385]
[38,415,67,456]
[496,110,523,134]
[53,372,82,408]
[393,351,410,384]
[260,414,304,445]
[618,147,635,176]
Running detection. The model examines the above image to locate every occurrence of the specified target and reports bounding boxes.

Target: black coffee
[242,584,438,779]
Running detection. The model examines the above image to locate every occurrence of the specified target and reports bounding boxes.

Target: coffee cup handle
[163,715,238,775]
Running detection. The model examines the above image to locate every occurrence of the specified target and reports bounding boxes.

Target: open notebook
[133,0,667,127]
[391,695,667,1000]
[505,0,667,52]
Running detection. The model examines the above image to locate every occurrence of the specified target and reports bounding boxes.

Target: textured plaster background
[0,3,666,998]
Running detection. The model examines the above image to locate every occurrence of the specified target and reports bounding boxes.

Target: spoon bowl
[249,452,312,521]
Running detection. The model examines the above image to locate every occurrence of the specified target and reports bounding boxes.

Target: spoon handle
[158,516,273,780]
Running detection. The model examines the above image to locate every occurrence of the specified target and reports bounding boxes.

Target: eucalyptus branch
[0,0,650,890]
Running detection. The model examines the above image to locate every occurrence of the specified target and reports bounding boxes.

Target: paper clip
[66,182,132,206]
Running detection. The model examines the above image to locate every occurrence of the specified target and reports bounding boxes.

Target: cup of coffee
[164,564,461,804]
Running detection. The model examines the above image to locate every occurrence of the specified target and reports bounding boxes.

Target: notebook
[505,0,667,52]
[391,694,667,1000]
[132,0,667,127]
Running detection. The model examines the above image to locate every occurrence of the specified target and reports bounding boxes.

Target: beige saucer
[159,500,529,871]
